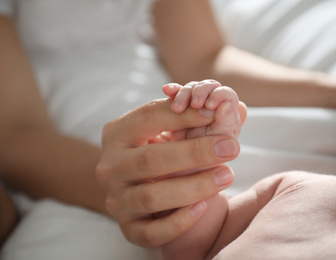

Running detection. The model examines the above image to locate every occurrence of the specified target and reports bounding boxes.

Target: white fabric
[2,1,164,259]
[1,0,336,259]
[212,0,336,75]
[12,0,168,146]
[1,200,161,260]
[0,0,13,15]
[227,107,336,196]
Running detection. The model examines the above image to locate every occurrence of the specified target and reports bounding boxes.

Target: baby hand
[163,80,247,140]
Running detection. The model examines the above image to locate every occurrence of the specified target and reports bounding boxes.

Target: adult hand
[95,98,240,247]
[213,171,336,259]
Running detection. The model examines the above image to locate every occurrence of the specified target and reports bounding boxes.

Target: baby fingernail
[172,100,181,109]
[214,139,238,157]
[214,169,234,186]
[222,102,235,125]
[192,96,199,105]
[206,98,215,109]
[190,201,207,218]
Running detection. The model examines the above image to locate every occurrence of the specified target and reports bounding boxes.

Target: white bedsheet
[1,200,161,260]
[1,0,336,259]
[228,107,336,196]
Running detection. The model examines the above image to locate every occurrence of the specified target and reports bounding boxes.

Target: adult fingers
[102,98,216,147]
[121,201,208,248]
[107,135,239,182]
[123,166,234,214]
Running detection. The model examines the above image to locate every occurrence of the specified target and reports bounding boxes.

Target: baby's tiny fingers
[206,99,241,138]
[121,203,207,248]
[239,101,247,126]
[205,86,238,110]
[162,83,182,98]
[171,84,194,113]
[192,80,222,109]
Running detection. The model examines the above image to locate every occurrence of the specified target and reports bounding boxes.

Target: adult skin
[153,0,336,107]
[0,185,17,245]
[1,0,335,213]
[0,13,239,248]
[2,0,336,252]
[0,15,108,245]
[1,0,335,218]
[96,98,241,247]
[0,15,106,215]
[0,18,239,247]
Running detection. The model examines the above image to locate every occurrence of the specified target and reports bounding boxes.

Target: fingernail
[190,201,207,218]
[205,98,215,109]
[221,102,235,126]
[172,100,181,109]
[169,83,179,90]
[192,95,199,105]
[214,169,233,186]
[214,139,238,157]
[224,102,232,115]
[198,108,215,118]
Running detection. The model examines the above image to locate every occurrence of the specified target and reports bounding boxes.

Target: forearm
[207,46,336,107]
[0,16,107,215]
[153,0,336,108]
[168,45,336,107]
[0,129,108,215]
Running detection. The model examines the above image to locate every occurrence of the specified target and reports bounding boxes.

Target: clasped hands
[95,98,240,247]
[95,95,336,260]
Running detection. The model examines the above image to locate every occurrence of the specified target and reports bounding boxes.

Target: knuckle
[138,185,158,213]
[185,81,198,87]
[202,79,221,87]
[193,178,214,197]
[101,121,117,144]
[141,228,161,247]
[190,138,213,166]
[95,162,112,183]
[180,85,193,92]
[170,216,186,236]
[121,220,160,248]
[220,86,239,100]
[105,197,118,217]
[141,100,158,122]
[137,147,160,173]
[119,222,138,246]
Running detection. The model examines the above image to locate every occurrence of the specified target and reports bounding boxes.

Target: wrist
[309,72,336,108]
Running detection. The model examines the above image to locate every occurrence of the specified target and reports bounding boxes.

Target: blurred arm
[0,15,107,215]
[153,0,336,107]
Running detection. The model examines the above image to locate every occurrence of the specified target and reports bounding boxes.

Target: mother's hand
[95,98,240,247]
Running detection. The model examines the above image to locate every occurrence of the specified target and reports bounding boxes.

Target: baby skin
[160,80,247,260]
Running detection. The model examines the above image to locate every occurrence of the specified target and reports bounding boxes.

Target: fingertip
[214,138,239,158]
[205,97,216,110]
[214,167,235,188]
[162,84,170,96]
[190,95,201,109]
[162,83,181,97]
[239,101,248,126]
